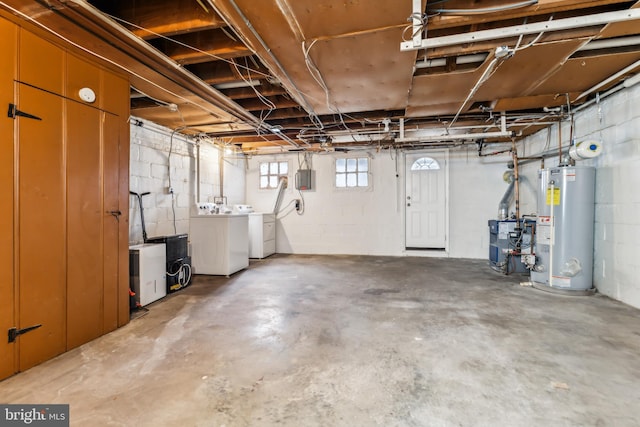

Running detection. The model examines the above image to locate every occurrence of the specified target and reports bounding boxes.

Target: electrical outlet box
[295,169,313,190]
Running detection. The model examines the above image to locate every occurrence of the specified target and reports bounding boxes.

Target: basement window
[411,157,440,171]
[335,157,369,188]
[260,161,288,189]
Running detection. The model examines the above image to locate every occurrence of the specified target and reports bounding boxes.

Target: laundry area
[1,1,640,426]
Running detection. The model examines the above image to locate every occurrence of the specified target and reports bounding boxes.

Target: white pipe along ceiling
[3,0,640,154]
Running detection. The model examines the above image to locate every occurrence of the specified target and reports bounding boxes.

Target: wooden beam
[186,61,270,85]
[150,29,251,65]
[95,0,228,39]
[236,96,300,111]
[220,83,286,100]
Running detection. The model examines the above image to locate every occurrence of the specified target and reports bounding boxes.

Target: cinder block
[139,145,168,164]
[150,163,168,180]
[130,161,151,179]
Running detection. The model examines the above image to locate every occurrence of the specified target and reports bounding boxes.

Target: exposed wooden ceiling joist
[15,0,637,153]
[148,28,251,65]
[88,0,227,39]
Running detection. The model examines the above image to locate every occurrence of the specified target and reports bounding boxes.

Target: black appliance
[146,234,192,292]
[130,191,192,293]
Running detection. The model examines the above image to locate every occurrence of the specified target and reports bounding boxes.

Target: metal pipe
[272,176,288,214]
[498,178,515,220]
[219,148,225,199]
[448,57,501,130]
[558,117,563,164]
[401,8,640,51]
[396,130,514,144]
[575,58,640,102]
[429,0,538,15]
[577,35,640,52]
[196,142,201,203]
[572,72,640,114]
[549,181,556,287]
[512,140,521,223]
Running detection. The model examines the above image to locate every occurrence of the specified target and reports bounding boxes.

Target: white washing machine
[190,214,249,276]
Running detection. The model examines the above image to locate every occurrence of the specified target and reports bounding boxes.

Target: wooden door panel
[66,54,101,105]
[66,101,103,350]
[19,29,63,95]
[18,85,66,371]
[0,16,17,380]
[103,112,120,333]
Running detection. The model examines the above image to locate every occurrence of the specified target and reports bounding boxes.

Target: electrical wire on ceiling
[301,40,329,128]
[427,0,538,15]
[401,12,428,43]
[229,57,276,131]
[447,14,554,131]
[301,39,350,132]
[447,55,505,130]
[105,3,359,143]
[105,13,272,79]
[94,7,310,148]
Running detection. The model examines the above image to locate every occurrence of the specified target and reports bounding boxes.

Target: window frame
[410,156,441,171]
[334,155,372,190]
[258,160,289,190]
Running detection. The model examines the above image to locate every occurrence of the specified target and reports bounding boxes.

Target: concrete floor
[1,254,640,427]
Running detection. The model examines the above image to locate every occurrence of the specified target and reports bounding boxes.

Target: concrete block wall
[517,83,640,309]
[245,148,511,259]
[128,118,245,244]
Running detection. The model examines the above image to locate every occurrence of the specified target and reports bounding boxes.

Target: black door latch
[8,324,42,343]
[7,103,42,121]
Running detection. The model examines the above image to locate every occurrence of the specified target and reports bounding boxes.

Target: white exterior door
[405,152,447,249]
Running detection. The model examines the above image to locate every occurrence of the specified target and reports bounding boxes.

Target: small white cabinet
[190,214,249,276]
[248,213,276,258]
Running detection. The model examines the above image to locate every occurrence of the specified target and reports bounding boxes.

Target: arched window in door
[410,157,440,171]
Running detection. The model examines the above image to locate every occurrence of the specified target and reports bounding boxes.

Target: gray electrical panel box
[295,169,313,190]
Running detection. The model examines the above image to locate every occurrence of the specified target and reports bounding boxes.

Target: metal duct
[272,176,288,214]
[498,172,515,220]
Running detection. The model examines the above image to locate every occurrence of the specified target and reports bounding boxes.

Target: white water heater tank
[531,166,596,291]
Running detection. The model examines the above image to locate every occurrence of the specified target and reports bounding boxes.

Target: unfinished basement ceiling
[3,0,640,153]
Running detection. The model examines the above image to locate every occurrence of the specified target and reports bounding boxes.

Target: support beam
[186,61,269,85]
[150,28,250,65]
[98,0,228,39]
[401,8,640,51]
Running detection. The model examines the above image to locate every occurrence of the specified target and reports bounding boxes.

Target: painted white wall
[128,118,245,244]
[449,149,513,258]
[516,83,640,309]
[245,148,512,259]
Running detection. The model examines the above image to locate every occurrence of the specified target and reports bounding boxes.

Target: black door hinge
[8,324,42,343]
[7,103,42,121]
